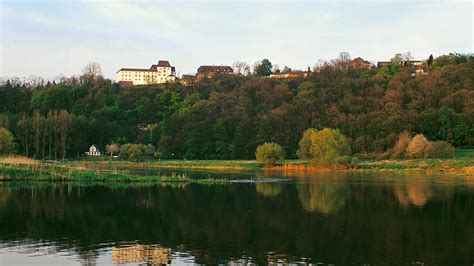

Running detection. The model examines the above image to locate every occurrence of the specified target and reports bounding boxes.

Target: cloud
[1,0,472,79]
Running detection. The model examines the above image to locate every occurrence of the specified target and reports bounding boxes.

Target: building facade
[270,68,311,79]
[116,60,176,85]
[85,145,101,156]
[350,57,373,69]
[180,74,196,85]
[196,65,233,80]
[377,59,427,74]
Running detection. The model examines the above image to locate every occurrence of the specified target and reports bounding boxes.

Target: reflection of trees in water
[297,183,349,214]
[0,188,11,208]
[1,180,472,265]
[394,183,432,207]
[255,183,283,197]
[261,171,353,214]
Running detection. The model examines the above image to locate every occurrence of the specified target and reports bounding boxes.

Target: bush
[255,142,284,165]
[426,141,455,158]
[0,128,15,155]
[308,128,351,165]
[119,143,148,162]
[406,134,431,159]
[390,130,412,159]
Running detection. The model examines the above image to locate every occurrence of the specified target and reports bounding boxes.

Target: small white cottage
[85,145,101,156]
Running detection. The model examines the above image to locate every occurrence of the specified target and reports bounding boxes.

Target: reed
[0,155,38,165]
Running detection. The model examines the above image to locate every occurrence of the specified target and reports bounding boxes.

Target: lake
[0,169,473,265]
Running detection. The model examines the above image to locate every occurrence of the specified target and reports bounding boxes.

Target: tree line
[0,53,472,159]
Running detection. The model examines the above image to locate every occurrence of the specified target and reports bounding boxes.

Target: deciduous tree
[0,128,15,155]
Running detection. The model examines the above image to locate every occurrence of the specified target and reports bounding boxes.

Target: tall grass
[0,155,37,165]
[0,163,228,184]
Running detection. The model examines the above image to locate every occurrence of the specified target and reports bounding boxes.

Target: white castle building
[116,60,177,85]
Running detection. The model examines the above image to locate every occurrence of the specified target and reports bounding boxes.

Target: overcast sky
[1,0,472,79]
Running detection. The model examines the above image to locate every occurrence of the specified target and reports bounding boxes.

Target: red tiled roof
[117,68,156,73]
[157,60,171,67]
[117,60,173,73]
[352,57,371,64]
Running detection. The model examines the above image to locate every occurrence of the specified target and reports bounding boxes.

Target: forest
[0,53,473,160]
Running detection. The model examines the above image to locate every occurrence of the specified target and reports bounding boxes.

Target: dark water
[1,170,474,265]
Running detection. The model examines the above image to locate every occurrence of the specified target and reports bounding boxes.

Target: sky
[0,0,472,80]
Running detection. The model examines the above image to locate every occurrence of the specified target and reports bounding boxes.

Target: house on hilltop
[116,60,177,85]
[269,67,311,79]
[196,65,233,80]
[377,59,427,74]
[350,57,373,69]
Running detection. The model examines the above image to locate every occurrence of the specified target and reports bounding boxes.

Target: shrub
[255,142,284,165]
[426,141,455,158]
[406,134,431,159]
[390,130,412,159]
[296,128,318,160]
[309,128,351,165]
[0,128,15,155]
[119,143,148,162]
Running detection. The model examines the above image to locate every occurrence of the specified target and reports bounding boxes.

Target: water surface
[0,170,473,265]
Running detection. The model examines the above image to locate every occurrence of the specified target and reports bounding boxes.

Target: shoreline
[70,155,474,176]
[1,149,473,182]
[0,164,228,184]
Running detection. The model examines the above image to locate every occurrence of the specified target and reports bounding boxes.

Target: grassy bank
[0,163,227,184]
[352,149,474,175]
[1,149,473,180]
[70,159,263,170]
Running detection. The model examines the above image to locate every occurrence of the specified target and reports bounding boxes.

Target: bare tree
[58,110,72,160]
[391,53,403,64]
[313,59,328,72]
[82,62,103,80]
[17,113,30,157]
[338,51,352,62]
[25,75,45,87]
[331,52,352,69]
[232,61,251,76]
[401,51,413,61]
[271,64,280,73]
[0,113,9,129]
[31,110,44,158]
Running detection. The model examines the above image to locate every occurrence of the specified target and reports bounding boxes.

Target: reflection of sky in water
[0,243,198,265]
[0,242,300,265]
[0,171,473,264]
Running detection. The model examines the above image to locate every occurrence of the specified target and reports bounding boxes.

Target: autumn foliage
[255,142,285,165]
[0,53,472,159]
[297,128,351,165]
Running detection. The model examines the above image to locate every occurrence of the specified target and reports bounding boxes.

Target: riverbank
[353,149,474,175]
[1,149,473,181]
[74,149,473,176]
[0,163,226,184]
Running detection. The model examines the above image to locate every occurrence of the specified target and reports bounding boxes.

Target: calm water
[0,169,473,265]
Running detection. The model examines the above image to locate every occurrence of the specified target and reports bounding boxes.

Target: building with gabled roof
[350,57,373,69]
[116,60,177,85]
